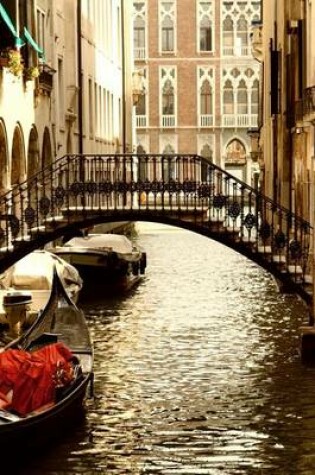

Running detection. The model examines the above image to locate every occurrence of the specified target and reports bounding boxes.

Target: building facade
[133,0,261,186]
[0,0,134,197]
[260,0,315,223]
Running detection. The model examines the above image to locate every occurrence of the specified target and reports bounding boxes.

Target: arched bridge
[0,153,312,307]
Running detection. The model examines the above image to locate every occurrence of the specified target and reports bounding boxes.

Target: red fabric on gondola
[0,349,32,395]
[0,343,75,416]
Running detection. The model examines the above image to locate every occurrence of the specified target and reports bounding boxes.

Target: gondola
[0,266,93,453]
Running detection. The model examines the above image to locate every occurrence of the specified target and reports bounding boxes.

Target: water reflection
[19,223,315,474]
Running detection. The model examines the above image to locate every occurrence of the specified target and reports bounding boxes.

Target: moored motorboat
[0,266,93,453]
[49,233,147,294]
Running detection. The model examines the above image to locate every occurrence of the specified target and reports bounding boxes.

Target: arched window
[200,144,213,181]
[137,145,147,182]
[223,16,233,53]
[200,17,212,51]
[236,15,248,53]
[162,79,174,115]
[237,79,248,114]
[223,80,234,114]
[161,15,174,51]
[134,16,145,59]
[200,80,213,115]
[162,144,176,180]
[251,79,259,114]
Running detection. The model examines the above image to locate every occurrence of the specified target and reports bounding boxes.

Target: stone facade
[0,0,134,194]
[133,0,261,187]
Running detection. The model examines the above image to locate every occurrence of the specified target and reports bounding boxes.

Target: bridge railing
[0,153,312,283]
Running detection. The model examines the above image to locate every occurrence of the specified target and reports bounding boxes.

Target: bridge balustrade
[0,154,312,304]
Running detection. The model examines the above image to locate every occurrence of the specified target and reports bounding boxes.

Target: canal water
[17,223,315,474]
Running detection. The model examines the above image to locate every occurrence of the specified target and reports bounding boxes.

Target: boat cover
[0,343,74,416]
[0,250,83,291]
[64,234,141,260]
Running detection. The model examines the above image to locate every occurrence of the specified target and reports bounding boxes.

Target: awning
[0,1,22,48]
[23,27,45,59]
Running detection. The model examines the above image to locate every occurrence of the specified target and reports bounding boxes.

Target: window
[159,1,176,53]
[162,16,174,52]
[200,80,213,115]
[200,18,212,51]
[237,79,248,114]
[223,80,234,114]
[36,8,45,53]
[133,3,146,60]
[162,80,174,114]
[251,79,259,114]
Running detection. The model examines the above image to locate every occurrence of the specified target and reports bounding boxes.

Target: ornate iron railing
[0,153,312,302]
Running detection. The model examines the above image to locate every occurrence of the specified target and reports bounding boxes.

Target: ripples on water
[19,223,315,475]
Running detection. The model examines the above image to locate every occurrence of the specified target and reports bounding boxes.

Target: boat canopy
[64,234,137,255]
[0,250,83,291]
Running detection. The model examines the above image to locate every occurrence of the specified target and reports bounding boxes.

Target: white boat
[0,250,83,329]
[49,233,147,294]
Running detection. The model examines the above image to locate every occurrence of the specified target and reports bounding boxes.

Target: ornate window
[135,68,148,128]
[221,1,261,56]
[197,1,214,52]
[162,144,176,180]
[160,67,176,127]
[133,2,146,59]
[222,66,259,127]
[198,67,214,127]
[159,1,176,53]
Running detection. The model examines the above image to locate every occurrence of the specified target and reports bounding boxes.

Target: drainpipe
[77,0,83,156]
[121,0,126,154]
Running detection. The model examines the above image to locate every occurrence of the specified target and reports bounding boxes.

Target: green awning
[23,27,44,59]
[0,2,17,37]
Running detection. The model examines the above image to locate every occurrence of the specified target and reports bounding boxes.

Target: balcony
[295,86,315,124]
[134,47,146,60]
[222,45,251,57]
[222,114,258,128]
[161,115,176,128]
[136,115,147,128]
[199,114,214,127]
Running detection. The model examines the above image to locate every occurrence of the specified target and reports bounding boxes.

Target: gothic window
[236,16,248,54]
[162,80,174,114]
[200,144,213,180]
[251,79,259,114]
[223,80,234,114]
[160,67,176,127]
[237,79,248,114]
[222,1,261,56]
[137,145,147,182]
[159,1,176,53]
[200,17,212,51]
[200,80,213,115]
[223,16,234,53]
[134,17,145,56]
[133,2,146,59]
[163,144,176,180]
[162,15,174,52]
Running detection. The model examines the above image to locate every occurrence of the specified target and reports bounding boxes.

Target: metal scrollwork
[289,239,302,259]
[259,221,271,240]
[0,227,5,245]
[24,206,36,226]
[54,185,65,206]
[86,181,97,194]
[274,230,286,249]
[213,194,226,209]
[99,182,113,194]
[39,196,51,216]
[228,202,241,218]
[70,182,84,196]
[9,216,20,237]
[243,213,256,229]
